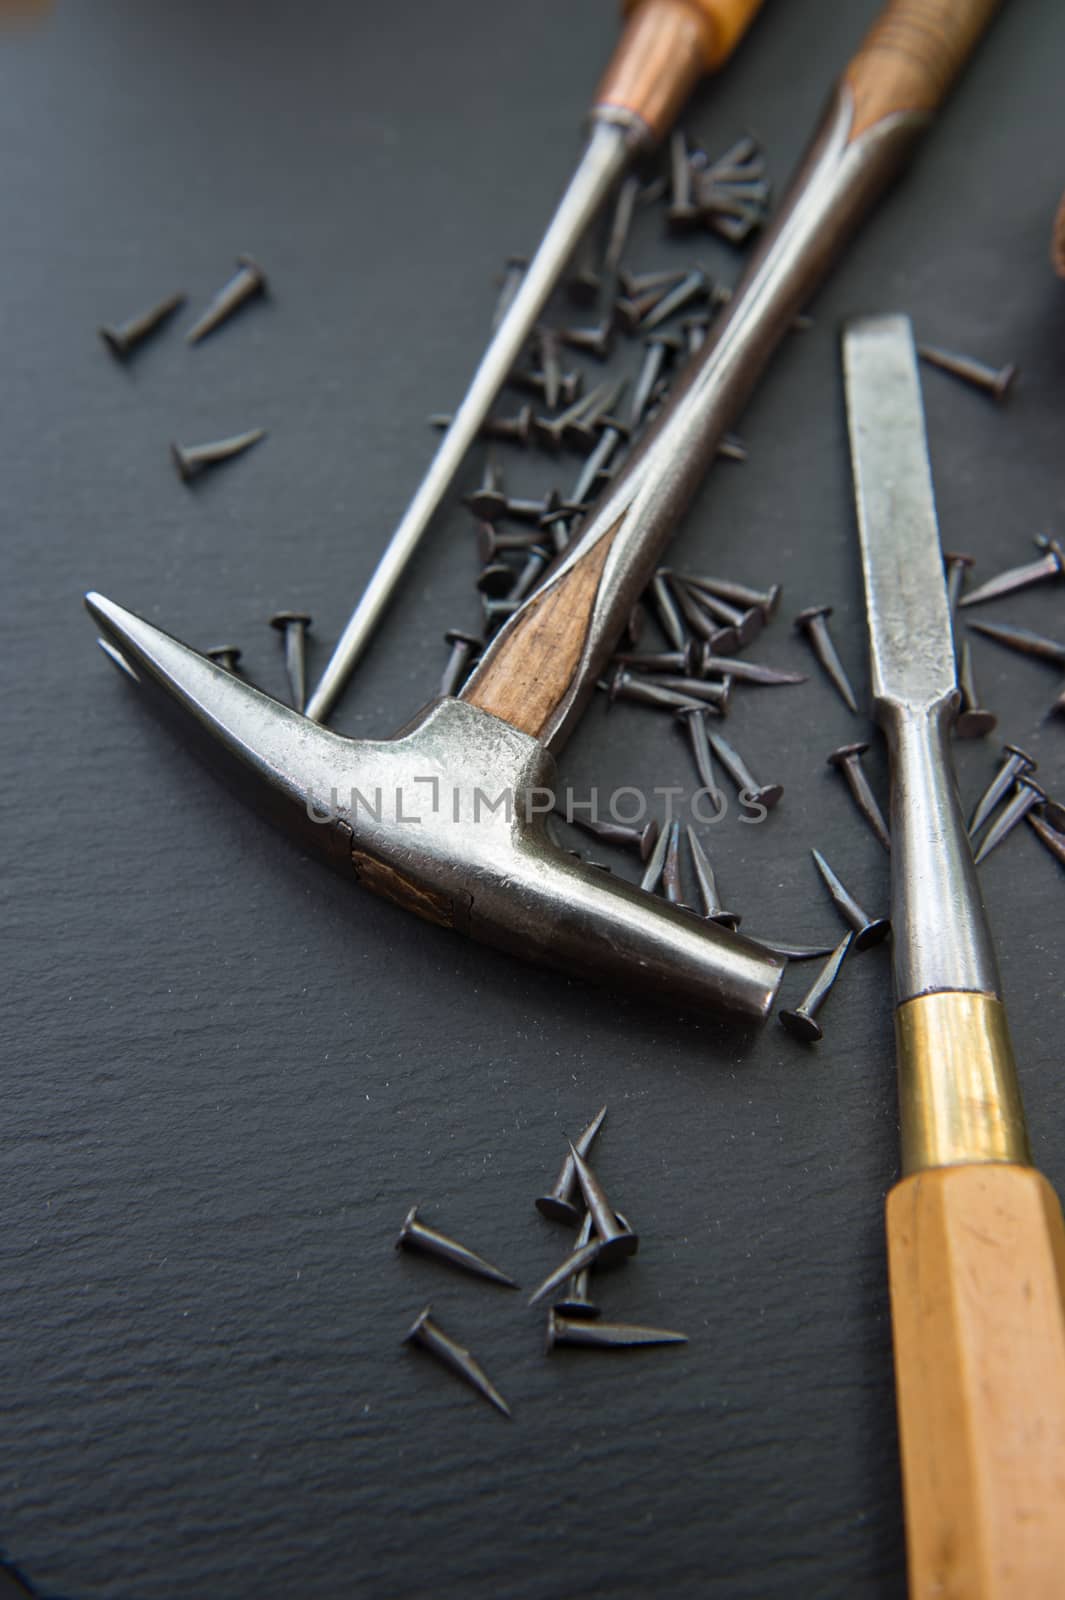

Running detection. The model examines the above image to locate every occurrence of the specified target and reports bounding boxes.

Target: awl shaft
[306,0,765,723]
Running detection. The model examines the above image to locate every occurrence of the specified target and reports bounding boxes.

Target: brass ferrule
[896,992,1031,1175]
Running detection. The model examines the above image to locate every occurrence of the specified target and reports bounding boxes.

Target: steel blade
[843,314,955,711]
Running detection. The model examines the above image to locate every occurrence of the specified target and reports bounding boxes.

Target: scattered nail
[827,742,890,853]
[973,775,1049,865]
[171,426,266,482]
[205,645,243,675]
[1027,810,1065,868]
[440,629,483,697]
[687,826,740,930]
[186,256,267,345]
[527,1237,605,1308]
[708,730,783,810]
[396,1205,518,1289]
[404,1308,511,1417]
[778,932,853,1043]
[968,743,1037,837]
[967,618,1065,668]
[661,820,683,904]
[546,1309,687,1350]
[99,291,186,358]
[917,342,1016,402]
[795,605,859,714]
[552,1210,602,1320]
[639,821,672,895]
[942,551,975,617]
[535,1105,608,1224]
[568,1140,638,1264]
[557,808,659,861]
[686,573,781,622]
[955,638,997,739]
[810,848,889,950]
[268,611,312,713]
[958,535,1065,609]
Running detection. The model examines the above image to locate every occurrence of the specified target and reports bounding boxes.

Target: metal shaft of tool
[845,317,1001,1005]
[462,83,938,753]
[305,121,633,723]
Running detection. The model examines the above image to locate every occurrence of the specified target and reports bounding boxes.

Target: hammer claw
[85,592,783,1022]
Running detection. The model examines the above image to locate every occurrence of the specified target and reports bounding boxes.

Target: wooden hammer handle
[845,0,1003,140]
[887,1163,1065,1599]
[594,0,764,141]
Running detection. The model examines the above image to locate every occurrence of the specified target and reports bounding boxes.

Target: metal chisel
[843,313,1065,1600]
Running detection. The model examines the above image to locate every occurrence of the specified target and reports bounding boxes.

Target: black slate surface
[2,2,1064,1597]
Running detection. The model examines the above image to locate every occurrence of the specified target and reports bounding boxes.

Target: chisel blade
[842,314,956,714]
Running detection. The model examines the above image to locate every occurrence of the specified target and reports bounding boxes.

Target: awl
[844,313,1065,1600]
[306,0,766,723]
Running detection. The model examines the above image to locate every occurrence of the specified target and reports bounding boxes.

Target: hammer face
[86,593,783,1022]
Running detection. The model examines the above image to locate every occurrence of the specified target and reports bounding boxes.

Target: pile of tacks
[398,1109,684,1420]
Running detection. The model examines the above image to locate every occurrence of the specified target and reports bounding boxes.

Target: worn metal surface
[3,2,1065,1598]
[844,314,1001,1003]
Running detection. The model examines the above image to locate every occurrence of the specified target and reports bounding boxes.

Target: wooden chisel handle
[887,1157,1065,1599]
[594,0,765,141]
[845,0,1004,138]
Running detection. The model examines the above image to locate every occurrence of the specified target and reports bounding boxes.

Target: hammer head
[85,593,783,1022]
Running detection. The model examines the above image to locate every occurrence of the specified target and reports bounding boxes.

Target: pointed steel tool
[568,1140,638,1264]
[553,1211,602,1319]
[957,534,1065,609]
[404,1307,511,1417]
[546,1309,687,1350]
[687,826,740,931]
[305,0,766,721]
[778,932,851,1042]
[795,605,859,713]
[968,743,1037,838]
[270,611,312,713]
[844,312,1065,1595]
[99,290,185,358]
[810,848,889,950]
[972,776,1049,866]
[535,1105,608,1225]
[171,427,266,483]
[186,256,268,344]
[396,1205,518,1288]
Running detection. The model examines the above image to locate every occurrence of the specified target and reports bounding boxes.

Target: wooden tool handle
[845,0,1003,140]
[887,1162,1065,1599]
[463,517,621,740]
[594,0,764,141]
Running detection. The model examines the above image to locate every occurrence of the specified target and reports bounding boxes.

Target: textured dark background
[1,2,1063,1597]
